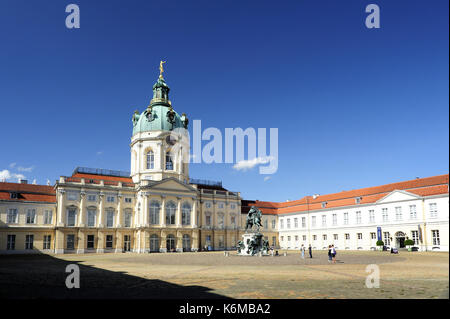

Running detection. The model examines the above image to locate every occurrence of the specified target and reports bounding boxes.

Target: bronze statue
[245,206,263,232]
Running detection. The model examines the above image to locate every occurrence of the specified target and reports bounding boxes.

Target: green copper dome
[132,76,188,135]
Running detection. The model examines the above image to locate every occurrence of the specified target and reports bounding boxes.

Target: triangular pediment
[147,178,197,193]
[376,190,420,204]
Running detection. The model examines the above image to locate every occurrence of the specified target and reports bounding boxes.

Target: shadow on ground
[0,253,229,299]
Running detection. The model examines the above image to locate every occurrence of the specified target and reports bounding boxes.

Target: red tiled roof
[246,174,449,215]
[0,182,56,203]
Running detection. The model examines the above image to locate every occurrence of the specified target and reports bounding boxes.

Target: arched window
[146,150,154,169]
[165,201,176,225]
[149,201,160,225]
[166,234,176,251]
[181,202,191,225]
[165,152,173,170]
[87,208,96,227]
[106,209,115,228]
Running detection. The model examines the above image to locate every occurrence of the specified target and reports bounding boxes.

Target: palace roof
[0,182,56,203]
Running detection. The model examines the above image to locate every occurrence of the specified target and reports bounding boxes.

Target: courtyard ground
[0,250,448,299]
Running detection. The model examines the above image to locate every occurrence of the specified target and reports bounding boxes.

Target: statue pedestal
[238,232,269,256]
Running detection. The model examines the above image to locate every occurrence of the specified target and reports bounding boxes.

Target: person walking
[327,245,332,263]
[300,244,305,259]
[308,244,312,258]
[331,245,337,264]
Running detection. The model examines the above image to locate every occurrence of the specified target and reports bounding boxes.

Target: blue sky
[0,0,448,202]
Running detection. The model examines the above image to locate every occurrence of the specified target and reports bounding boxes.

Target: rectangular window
[357,233,363,240]
[124,212,132,227]
[25,234,34,249]
[87,209,96,227]
[67,209,76,226]
[26,209,36,224]
[106,235,113,248]
[383,232,390,246]
[272,236,276,246]
[429,203,438,218]
[7,234,16,250]
[264,219,268,229]
[205,202,212,208]
[301,217,306,228]
[333,234,338,240]
[7,209,18,223]
[411,230,419,245]
[125,197,132,203]
[369,210,375,223]
[287,236,291,242]
[272,220,276,229]
[295,235,298,241]
[311,216,316,227]
[67,234,75,250]
[87,235,95,249]
[43,235,51,249]
[231,216,236,226]
[432,230,440,245]
[382,208,388,222]
[313,235,317,241]
[165,153,174,170]
[280,219,284,229]
[106,196,115,203]
[286,218,291,229]
[343,213,349,225]
[332,214,337,226]
[370,232,376,240]
[281,236,284,242]
[356,211,361,224]
[87,194,97,202]
[294,218,298,228]
[106,211,114,228]
[321,215,326,227]
[302,235,307,241]
[205,215,211,226]
[322,234,327,241]
[67,192,78,201]
[395,207,402,221]
[345,233,350,240]
[44,210,53,224]
[409,205,417,220]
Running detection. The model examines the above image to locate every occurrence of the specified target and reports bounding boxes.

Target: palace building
[0,67,448,254]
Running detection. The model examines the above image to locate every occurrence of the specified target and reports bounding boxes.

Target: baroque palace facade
[0,67,448,254]
[0,70,279,254]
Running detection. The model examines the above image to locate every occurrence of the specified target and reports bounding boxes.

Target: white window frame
[409,205,417,220]
[7,208,18,224]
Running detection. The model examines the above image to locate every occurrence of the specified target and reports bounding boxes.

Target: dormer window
[10,192,18,199]
[321,202,327,208]
[355,197,362,204]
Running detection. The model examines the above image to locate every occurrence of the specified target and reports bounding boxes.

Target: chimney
[20,179,28,184]
[313,194,320,199]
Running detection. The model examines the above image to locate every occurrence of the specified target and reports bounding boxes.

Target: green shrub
[404,239,414,246]
[376,240,384,246]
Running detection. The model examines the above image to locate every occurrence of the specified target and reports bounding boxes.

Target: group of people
[299,244,313,259]
[328,245,337,263]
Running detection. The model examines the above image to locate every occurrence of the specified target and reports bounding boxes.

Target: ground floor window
[333,234,338,240]
[357,233,363,240]
[106,235,113,249]
[383,232,390,246]
[67,234,75,250]
[312,235,317,241]
[273,236,277,246]
[322,234,327,241]
[167,234,176,252]
[345,233,350,240]
[218,235,225,248]
[370,232,376,240]
[432,230,440,246]
[124,235,131,252]
[150,234,159,252]
[87,235,95,249]
[411,230,419,245]
[43,235,51,249]
[7,234,15,250]
[302,235,306,241]
[182,234,191,252]
[25,234,34,249]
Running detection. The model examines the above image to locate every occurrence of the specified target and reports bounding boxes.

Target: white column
[143,194,149,227]
[79,191,86,227]
[57,190,66,227]
[160,195,166,227]
[117,194,122,227]
[191,198,197,228]
[98,193,104,228]
[176,197,182,227]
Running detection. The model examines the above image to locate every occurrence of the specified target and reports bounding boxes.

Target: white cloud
[232,156,274,171]
[32,179,37,185]
[9,162,16,168]
[0,169,26,182]
[17,165,35,172]
[263,176,271,182]
[96,151,103,155]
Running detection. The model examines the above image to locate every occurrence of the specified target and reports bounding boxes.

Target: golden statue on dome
[159,60,166,78]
